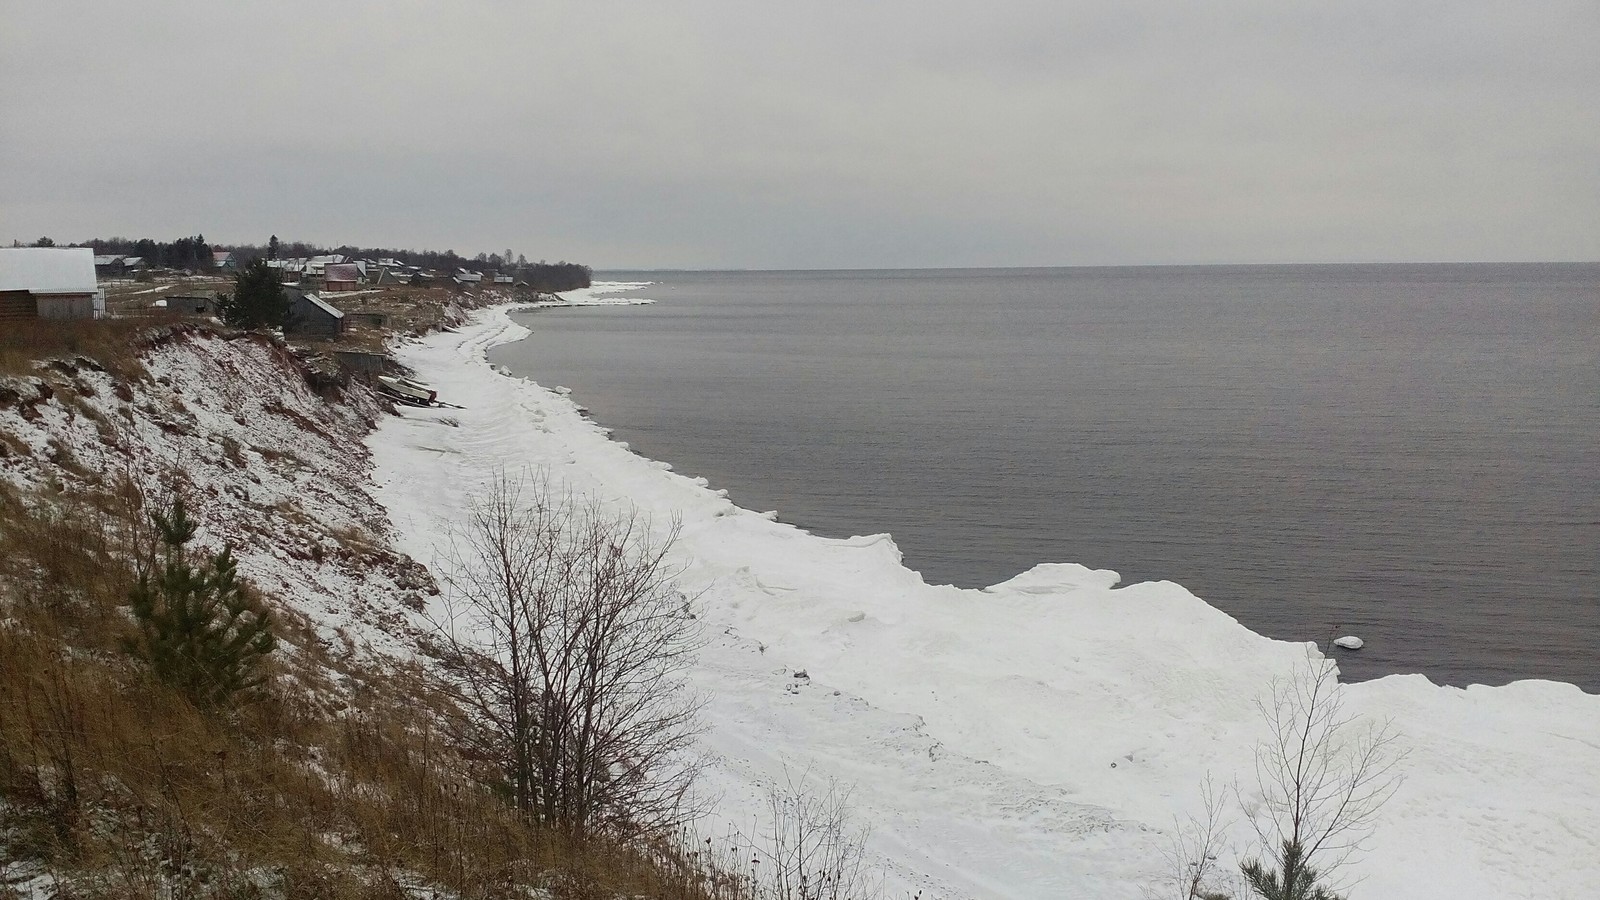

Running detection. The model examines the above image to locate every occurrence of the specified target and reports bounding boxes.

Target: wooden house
[323,263,361,292]
[0,248,104,320]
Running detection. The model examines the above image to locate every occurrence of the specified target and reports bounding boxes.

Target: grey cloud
[3,0,1596,267]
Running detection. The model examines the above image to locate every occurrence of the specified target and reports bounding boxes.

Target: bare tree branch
[435,468,705,837]
[1238,651,1405,899]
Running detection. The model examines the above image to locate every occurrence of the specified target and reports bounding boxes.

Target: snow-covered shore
[368,287,1600,899]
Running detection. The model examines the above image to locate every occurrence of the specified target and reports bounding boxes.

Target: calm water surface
[491,265,1600,690]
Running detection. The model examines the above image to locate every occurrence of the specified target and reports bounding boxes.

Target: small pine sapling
[1241,840,1341,900]
[126,497,276,708]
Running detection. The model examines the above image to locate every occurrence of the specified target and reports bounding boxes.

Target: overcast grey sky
[3,1,1597,268]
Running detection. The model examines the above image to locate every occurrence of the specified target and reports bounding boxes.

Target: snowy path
[368,289,1600,899]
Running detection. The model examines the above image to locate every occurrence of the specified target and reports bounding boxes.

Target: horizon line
[595,259,1600,273]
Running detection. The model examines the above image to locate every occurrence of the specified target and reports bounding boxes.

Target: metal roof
[299,291,345,319]
[0,248,98,293]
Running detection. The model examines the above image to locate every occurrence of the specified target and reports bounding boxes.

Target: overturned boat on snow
[376,375,438,406]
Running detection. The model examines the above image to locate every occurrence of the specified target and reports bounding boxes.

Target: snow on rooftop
[0,247,98,294]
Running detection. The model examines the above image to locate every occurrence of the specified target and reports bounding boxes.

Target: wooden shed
[286,290,346,340]
[167,294,221,316]
[0,248,104,320]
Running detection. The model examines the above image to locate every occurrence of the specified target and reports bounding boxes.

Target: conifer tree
[126,498,276,708]
[1241,840,1342,900]
[217,257,292,329]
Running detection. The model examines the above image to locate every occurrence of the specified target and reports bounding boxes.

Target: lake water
[491,265,1600,690]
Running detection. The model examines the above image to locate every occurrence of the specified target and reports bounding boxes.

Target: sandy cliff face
[0,326,434,660]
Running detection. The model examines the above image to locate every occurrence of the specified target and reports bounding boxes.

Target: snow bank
[368,291,1600,899]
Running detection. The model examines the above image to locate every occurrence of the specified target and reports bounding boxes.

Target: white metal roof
[0,248,98,293]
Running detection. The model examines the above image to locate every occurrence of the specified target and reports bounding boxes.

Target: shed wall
[36,294,97,320]
[0,291,36,320]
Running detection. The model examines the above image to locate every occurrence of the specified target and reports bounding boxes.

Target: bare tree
[752,770,879,900]
[1239,653,1404,900]
[438,469,703,836]
[686,770,881,900]
[1151,775,1236,900]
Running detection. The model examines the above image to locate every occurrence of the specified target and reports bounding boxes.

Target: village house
[266,259,305,283]
[322,263,361,292]
[0,247,105,320]
[303,254,347,282]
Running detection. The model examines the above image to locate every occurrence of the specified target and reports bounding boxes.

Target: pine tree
[126,498,276,708]
[1241,840,1343,900]
[217,258,292,329]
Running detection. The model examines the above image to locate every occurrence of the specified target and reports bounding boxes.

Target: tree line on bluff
[20,234,594,292]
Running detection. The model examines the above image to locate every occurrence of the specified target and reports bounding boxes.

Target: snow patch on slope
[0,329,435,661]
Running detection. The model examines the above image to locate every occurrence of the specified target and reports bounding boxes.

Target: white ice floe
[514,279,655,308]
[1335,635,1365,650]
[519,295,654,309]
[368,287,1600,899]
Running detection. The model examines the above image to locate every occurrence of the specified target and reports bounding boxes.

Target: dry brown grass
[0,319,154,382]
[0,479,731,900]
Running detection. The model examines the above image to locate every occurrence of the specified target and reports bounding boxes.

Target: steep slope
[0,322,723,899]
[0,325,435,661]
